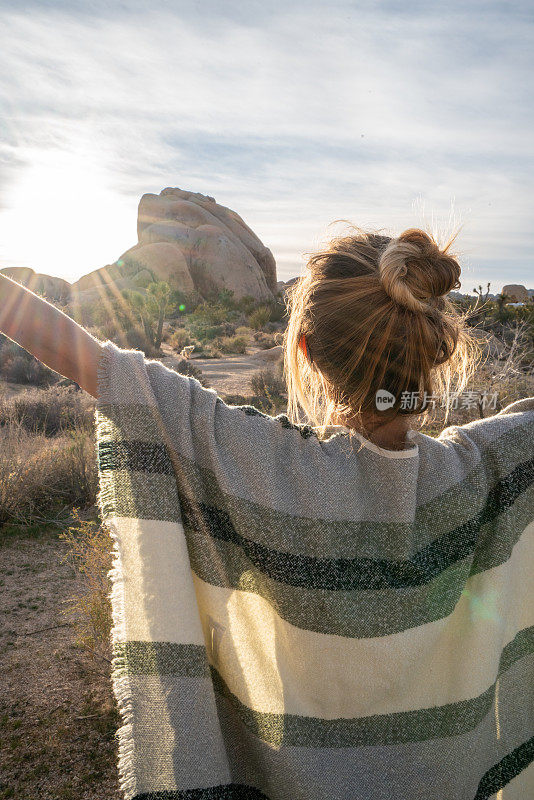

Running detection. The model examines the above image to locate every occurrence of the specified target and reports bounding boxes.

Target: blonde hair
[283,225,481,437]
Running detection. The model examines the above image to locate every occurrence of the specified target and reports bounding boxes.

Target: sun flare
[0,148,134,284]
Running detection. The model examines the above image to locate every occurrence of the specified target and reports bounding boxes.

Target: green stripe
[187,532,474,637]
[116,628,534,748]
[96,416,533,637]
[474,737,534,799]
[113,641,209,677]
[182,497,531,638]
[209,631,534,748]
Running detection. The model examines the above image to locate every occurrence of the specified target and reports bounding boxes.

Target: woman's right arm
[0,272,103,398]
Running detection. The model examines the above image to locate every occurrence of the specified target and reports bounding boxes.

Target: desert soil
[161,344,283,396]
[0,527,121,800]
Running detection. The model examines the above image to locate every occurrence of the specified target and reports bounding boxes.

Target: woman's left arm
[0,272,103,397]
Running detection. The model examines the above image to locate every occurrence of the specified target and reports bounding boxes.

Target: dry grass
[0,384,94,435]
[59,510,113,660]
[218,334,249,354]
[247,305,271,330]
[0,419,97,527]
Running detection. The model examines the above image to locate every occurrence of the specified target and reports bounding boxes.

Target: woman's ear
[298,333,309,361]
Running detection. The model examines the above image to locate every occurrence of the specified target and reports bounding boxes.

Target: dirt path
[160,344,283,396]
[0,529,120,800]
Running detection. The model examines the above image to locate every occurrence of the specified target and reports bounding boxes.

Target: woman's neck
[341,412,413,451]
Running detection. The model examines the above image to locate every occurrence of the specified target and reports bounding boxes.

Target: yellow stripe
[110,516,205,645]
[190,521,534,719]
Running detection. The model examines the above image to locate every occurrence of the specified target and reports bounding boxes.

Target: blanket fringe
[95,343,138,800]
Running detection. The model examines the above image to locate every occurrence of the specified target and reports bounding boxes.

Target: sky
[0,0,533,291]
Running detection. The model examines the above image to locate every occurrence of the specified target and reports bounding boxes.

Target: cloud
[0,0,532,287]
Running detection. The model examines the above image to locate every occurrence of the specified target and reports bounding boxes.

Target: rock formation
[0,267,71,303]
[502,284,529,303]
[69,188,277,305]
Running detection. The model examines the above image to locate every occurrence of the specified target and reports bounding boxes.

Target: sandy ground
[0,529,121,800]
[161,344,283,396]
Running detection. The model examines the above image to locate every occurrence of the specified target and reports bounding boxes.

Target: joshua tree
[147,281,172,350]
[121,289,155,346]
[496,291,509,311]
[121,281,172,351]
[473,282,491,303]
[472,282,492,323]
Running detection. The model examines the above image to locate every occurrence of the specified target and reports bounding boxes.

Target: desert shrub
[59,509,113,657]
[265,320,285,333]
[169,327,191,350]
[192,302,237,325]
[233,295,258,314]
[219,335,248,354]
[187,318,225,342]
[222,394,248,406]
[253,332,279,349]
[235,325,253,337]
[124,326,152,352]
[250,368,286,398]
[98,319,122,341]
[0,386,94,435]
[217,289,236,309]
[194,341,223,358]
[0,335,22,361]
[248,305,271,330]
[1,353,59,386]
[268,298,288,323]
[0,423,97,526]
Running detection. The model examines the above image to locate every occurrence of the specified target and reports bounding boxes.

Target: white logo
[375,389,396,410]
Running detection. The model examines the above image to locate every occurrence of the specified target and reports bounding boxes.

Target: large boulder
[502,284,529,303]
[117,242,195,294]
[137,188,276,299]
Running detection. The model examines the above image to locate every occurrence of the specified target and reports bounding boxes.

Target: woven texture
[94,339,534,800]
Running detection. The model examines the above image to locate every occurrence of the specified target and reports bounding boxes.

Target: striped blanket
[94,339,534,800]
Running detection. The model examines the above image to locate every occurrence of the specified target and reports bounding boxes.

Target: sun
[0,148,135,284]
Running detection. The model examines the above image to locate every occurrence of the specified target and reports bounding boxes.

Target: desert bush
[124,326,152,352]
[0,335,22,361]
[217,289,236,309]
[222,394,248,406]
[169,327,191,350]
[233,295,258,314]
[98,319,122,341]
[219,335,248,354]
[0,385,94,435]
[1,353,59,386]
[236,325,253,337]
[250,368,286,398]
[248,305,271,330]
[60,508,113,657]
[194,342,223,358]
[268,298,288,323]
[253,332,279,349]
[188,319,225,343]
[0,422,97,526]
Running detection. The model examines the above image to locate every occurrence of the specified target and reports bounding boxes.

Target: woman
[1,227,532,800]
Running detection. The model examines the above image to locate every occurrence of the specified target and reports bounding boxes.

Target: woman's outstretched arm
[0,272,103,398]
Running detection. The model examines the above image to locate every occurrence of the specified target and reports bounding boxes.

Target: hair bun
[378,228,461,312]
